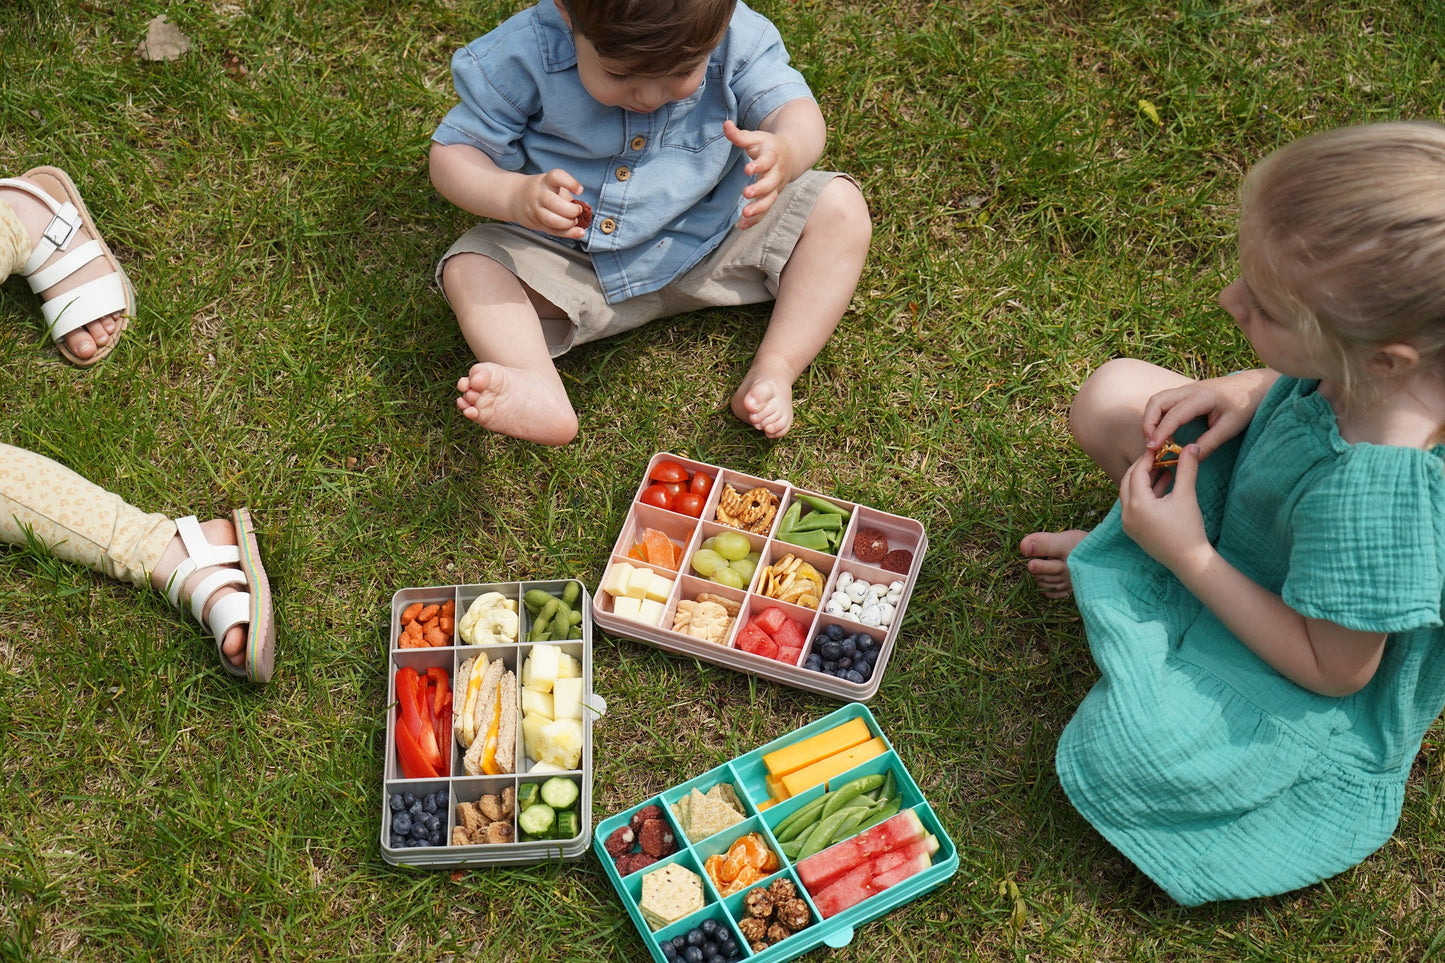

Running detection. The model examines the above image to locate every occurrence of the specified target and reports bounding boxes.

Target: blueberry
[402,792,417,807]
[721,939,738,956]
[821,640,842,661]
[838,656,853,670]
[389,793,405,812]
[700,919,718,937]
[704,954,724,963]
[392,814,412,835]
[662,944,677,961]
[424,794,437,813]
[686,928,706,947]
[826,624,844,641]
[854,660,873,679]
[409,801,424,817]
[429,831,442,846]
[845,669,866,683]
[684,948,704,963]
[805,654,822,670]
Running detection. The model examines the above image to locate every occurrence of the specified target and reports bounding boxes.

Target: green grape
[710,566,745,589]
[729,557,757,585]
[746,550,762,565]
[690,548,728,576]
[701,536,718,552]
[713,531,751,561]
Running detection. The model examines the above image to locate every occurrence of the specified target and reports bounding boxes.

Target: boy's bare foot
[456,361,579,446]
[1020,529,1090,599]
[0,174,126,362]
[731,362,795,439]
[150,518,249,668]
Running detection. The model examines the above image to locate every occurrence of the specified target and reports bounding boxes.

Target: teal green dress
[1057,377,1445,905]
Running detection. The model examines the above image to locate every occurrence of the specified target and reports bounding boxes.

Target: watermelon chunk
[736,624,779,659]
[796,810,927,890]
[772,616,807,650]
[752,606,789,637]
[811,849,935,918]
[774,645,803,665]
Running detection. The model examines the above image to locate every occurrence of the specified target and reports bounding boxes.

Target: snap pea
[855,796,902,833]
[795,493,852,517]
[776,500,803,536]
[826,806,873,847]
[798,810,852,859]
[821,773,886,819]
[791,511,845,534]
[774,795,828,842]
[776,528,833,551]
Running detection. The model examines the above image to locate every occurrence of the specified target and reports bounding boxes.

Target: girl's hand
[507,168,587,239]
[724,120,795,229]
[1141,369,1279,461]
[1119,443,1211,576]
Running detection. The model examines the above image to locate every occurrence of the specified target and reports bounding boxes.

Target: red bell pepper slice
[395,710,439,779]
[427,667,450,714]
[396,666,445,774]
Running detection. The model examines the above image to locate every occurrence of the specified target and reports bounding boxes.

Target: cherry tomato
[674,492,705,517]
[649,460,690,484]
[640,484,674,509]
[662,480,687,498]
[689,471,713,496]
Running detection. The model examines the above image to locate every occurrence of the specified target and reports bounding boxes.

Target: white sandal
[0,166,134,366]
[165,510,275,683]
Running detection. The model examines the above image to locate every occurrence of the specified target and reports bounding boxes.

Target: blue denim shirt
[433,0,813,303]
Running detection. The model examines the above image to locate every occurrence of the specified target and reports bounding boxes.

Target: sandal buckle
[42,211,80,250]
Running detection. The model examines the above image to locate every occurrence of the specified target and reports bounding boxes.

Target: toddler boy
[430,0,871,444]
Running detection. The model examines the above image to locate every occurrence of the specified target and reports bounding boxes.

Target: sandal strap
[189,567,248,624]
[40,271,130,340]
[28,238,103,291]
[201,590,253,647]
[165,515,241,608]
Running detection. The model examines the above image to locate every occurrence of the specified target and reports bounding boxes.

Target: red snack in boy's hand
[574,199,594,229]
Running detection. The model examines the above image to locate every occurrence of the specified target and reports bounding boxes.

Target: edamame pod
[524,589,555,614]
[562,580,581,607]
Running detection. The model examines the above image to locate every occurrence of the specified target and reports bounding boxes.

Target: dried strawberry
[637,817,677,858]
[603,825,635,857]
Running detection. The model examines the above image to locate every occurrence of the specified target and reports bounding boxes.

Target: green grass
[4,0,1445,959]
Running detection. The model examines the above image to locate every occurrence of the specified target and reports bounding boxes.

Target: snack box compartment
[380,580,605,868]
[594,704,958,962]
[592,453,927,701]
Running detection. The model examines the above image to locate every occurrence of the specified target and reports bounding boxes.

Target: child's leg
[732,177,871,438]
[443,253,579,446]
[0,172,128,362]
[1021,358,1194,596]
[0,445,255,670]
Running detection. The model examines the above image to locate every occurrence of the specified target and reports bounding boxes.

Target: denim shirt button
[615,166,631,181]
[629,135,646,151]
[599,217,617,234]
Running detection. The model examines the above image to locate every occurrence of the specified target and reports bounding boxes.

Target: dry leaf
[137,15,192,61]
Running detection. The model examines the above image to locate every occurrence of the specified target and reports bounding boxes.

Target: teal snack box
[594,704,957,961]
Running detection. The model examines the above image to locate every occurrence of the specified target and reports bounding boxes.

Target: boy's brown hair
[560,0,736,73]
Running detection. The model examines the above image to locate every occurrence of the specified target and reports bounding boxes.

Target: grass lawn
[4,0,1445,960]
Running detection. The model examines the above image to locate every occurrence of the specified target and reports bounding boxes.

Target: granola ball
[766,923,792,945]
[853,528,889,563]
[743,887,773,920]
[737,917,768,943]
[603,825,635,858]
[637,818,677,858]
[767,878,797,903]
[775,898,811,932]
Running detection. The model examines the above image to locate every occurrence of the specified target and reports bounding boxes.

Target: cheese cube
[521,687,554,720]
[552,676,584,720]
[626,566,654,599]
[601,562,635,598]
[645,572,674,603]
[639,598,665,626]
[613,596,643,620]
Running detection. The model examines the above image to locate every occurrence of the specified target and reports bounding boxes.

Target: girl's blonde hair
[1241,121,1445,402]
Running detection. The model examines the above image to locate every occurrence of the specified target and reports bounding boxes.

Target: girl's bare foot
[731,361,795,439]
[0,174,127,361]
[1020,529,1090,599]
[455,361,578,445]
[150,518,248,668]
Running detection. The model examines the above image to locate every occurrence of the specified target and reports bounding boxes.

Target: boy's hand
[508,168,588,239]
[725,119,798,229]
[1119,444,1211,576]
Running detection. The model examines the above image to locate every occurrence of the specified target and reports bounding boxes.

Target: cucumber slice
[553,810,581,840]
[540,776,580,810]
[516,782,541,810]
[518,803,556,837]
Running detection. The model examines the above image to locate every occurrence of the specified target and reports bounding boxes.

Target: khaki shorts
[436,169,851,357]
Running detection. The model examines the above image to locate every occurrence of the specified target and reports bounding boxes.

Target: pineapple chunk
[552,677,584,721]
[532,717,583,770]
[556,652,582,680]
[522,712,551,761]
[523,644,560,693]
[521,687,554,720]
